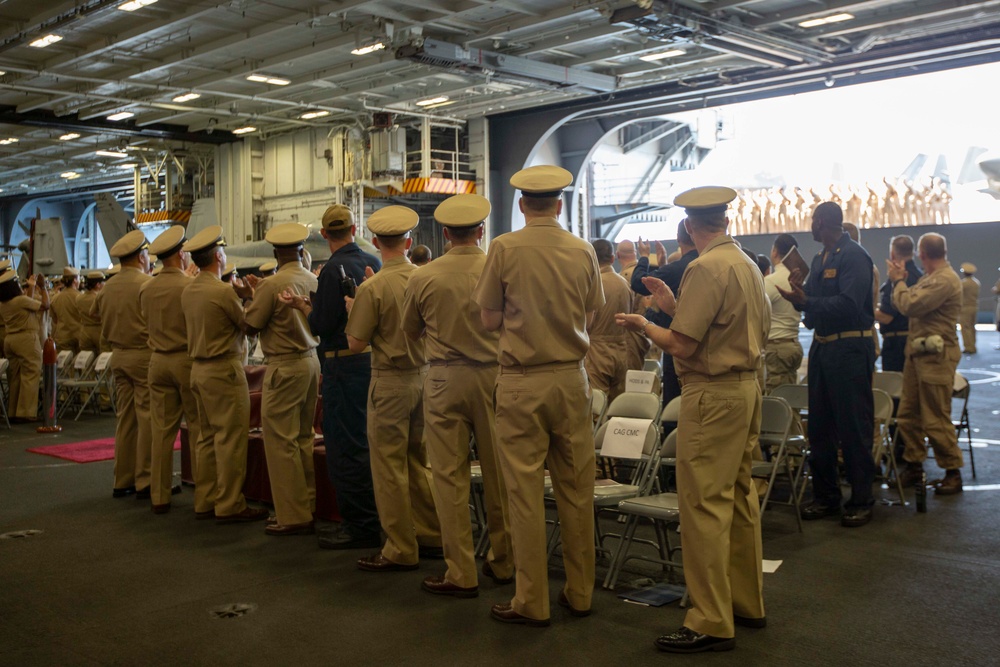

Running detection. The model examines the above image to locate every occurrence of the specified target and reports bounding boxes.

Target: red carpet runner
[27,436,181,463]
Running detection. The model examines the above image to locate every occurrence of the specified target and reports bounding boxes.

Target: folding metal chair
[643,358,662,376]
[769,383,810,500]
[57,351,96,418]
[752,396,803,531]
[952,373,975,478]
[873,370,904,400]
[591,387,608,434]
[873,388,906,504]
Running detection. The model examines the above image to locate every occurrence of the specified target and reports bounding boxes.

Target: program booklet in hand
[781,246,810,280]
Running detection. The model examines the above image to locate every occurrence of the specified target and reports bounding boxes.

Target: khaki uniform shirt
[401,246,498,363]
[244,262,319,356]
[590,266,631,343]
[50,288,82,343]
[94,266,150,350]
[181,271,245,360]
[892,265,962,382]
[671,236,769,378]
[345,256,425,370]
[473,217,605,366]
[961,276,980,313]
[139,267,192,353]
[77,290,101,328]
[1,295,42,334]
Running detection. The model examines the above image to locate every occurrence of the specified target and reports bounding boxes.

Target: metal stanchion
[37,337,62,434]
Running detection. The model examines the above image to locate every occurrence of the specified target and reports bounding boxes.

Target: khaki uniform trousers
[494,363,595,621]
[959,309,977,352]
[55,337,79,356]
[897,358,963,470]
[4,332,42,419]
[677,376,765,639]
[110,348,153,492]
[764,338,803,393]
[148,351,202,507]
[79,326,102,355]
[261,352,320,526]
[367,367,441,565]
[584,339,628,403]
[423,362,513,589]
[624,330,651,372]
[191,356,250,516]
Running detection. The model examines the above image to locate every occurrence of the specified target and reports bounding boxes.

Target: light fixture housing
[299,110,330,120]
[60,171,81,179]
[119,0,158,10]
[799,13,854,28]
[416,95,450,107]
[96,150,129,158]
[351,42,386,56]
[29,34,62,48]
[172,92,200,103]
[639,48,687,62]
[59,133,81,141]
[232,126,257,135]
[246,74,291,86]
[107,111,135,121]
[0,137,19,145]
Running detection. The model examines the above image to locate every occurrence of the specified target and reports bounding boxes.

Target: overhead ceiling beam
[797,1,1000,39]
[466,0,630,45]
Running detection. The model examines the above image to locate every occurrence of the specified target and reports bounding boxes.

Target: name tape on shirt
[601,417,653,460]
[823,268,837,279]
[626,370,658,393]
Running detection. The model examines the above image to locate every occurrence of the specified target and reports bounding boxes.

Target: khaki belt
[881,331,909,338]
[815,330,874,344]
[500,360,583,375]
[268,350,316,362]
[681,370,757,384]
[768,337,799,344]
[323,346,371,358]
[428,359,497,368]
[372,365,429,377]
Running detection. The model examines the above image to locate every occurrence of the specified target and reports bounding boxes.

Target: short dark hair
[813,201,843,228]
[445,224,481,243]
[755,254,771,275]
[592,239,614,264]
[86,276,105,290]
[918,233,947,260]
[192,247,218,269]
[62,276,77,288]
[325,227,352,242]
[773,233,798,258]
[891,235,914,258]
[521,196,559,214]
[686,209,728,233]
[376,233,407,250]
[0,280,19,302]
[676,219,693,246]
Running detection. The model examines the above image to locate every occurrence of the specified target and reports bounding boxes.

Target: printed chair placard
[601,417,653,460]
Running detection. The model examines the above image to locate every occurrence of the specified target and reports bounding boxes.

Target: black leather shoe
[151,503,171,515]
[112,486,136,498]
[317,529,381,551]
[482,560,514,585]
[357,553,418,572]
[421,575,479,598]
[195,510,215,520]
[841,506,872,527]
[734,614,767,628]
[557,591,591,617]
[265,521,315,536]
[418,546,445,560]
[215,507,269,524]
[654,627,735,653]
[800,502,840,520]
[489,602,550,627]
[171,484,182,495]
[135,487,151,500]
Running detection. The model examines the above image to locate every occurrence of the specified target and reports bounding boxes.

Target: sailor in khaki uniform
[586,239,632,402]
[891,234,966,495]
[50,267,82,355]
[959,263,980,354]
[181,226,267,524]
[0,259,11,356]
[77,271,106,354]
[345,205,442,571]
[93,231,154,498]
[401,194,514,598]
[0,270,50,420]
[244,223,320,535]
[618,186,768,653]
[140,226,197,513]
[474,166,604,627]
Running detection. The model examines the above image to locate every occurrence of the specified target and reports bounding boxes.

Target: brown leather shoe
[932,471,963,495]
[195,510,215,520]
[357,553,419,572]
[482,560,514,585]
[151,503,171,515]
[265,521,315,536]
[898,463,924,488]
[490,602,550,627]
[421,575,479,598]
[557,591,591,617]
[215,507,269,524]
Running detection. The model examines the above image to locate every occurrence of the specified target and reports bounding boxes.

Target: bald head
[616,240,636,263]
[843,221,860,243]
[918,233,947,260]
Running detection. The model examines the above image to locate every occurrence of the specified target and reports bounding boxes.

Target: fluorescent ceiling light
[639,49,686,62]
[299,110,330,120]
[423,100,456,109]
[29,34,62,48]
[60,171,81,179]
[0,137,18,145]
[232,126,257,135]
[246,74,290,86]
[119,0,157,10]
[96,150,129,158]
[107,111,135,121]
[172,92,200,103]
[799,13,854,28]
[416,96,450,107]
[59,132,81,141]
[118,163,138,169]
[351,42,386,56]
[0,70,5,76]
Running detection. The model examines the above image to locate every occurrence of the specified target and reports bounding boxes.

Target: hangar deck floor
[2,335,999,666]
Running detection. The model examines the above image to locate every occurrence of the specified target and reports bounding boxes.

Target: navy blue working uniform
[878,259,921,372]
[631,248,698,404]
[798,232,876,510]
[308,243,382,541]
